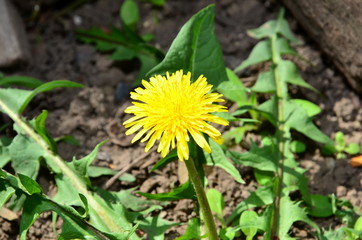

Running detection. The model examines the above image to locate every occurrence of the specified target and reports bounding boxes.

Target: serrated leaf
[0,76,43,88]
[147,5,227,88]
[175,218,202,240]
[206,188,224,218]
[278,196,319,237]
[217,68,247,106]
[88,166,136,182]
[205,139,244,184]
[139,216,179,240]
[0,88,33,114]
[138,180,196,201]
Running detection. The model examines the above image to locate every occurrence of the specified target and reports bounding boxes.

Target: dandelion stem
[184,157,218,240]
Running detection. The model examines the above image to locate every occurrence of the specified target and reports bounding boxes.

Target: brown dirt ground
[0,0,361,239]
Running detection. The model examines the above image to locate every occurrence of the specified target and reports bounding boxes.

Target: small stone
[0,0,30,67]
[336,185,347,197]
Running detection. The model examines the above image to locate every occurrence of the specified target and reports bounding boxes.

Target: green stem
[0,100,123,234]
[184,157,218,240]
[270,33,287,239]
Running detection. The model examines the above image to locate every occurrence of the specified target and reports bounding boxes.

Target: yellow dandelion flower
[123,70,229,161]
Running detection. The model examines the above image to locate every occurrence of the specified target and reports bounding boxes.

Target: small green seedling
[322,131,361,159]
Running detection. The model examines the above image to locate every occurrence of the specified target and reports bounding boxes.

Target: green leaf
[205,139,244,184]
[251,69,275,93]
[151,149,178,171]
[35,110,57,152]
[76,27,163,82]
[138,180,196,201]
[258,97,332,144]
[278,196,319,237]
[354,216,362,231]
[239,211,259,240]
[206,188,224,219]
[226,186,273,224]
[279,60,318,92]
[139,216,179,240]
[217,68,247,106]
[0,88,33,114]
[227,143,277,172]
[0,76,43,88]
[120,0,139,28]
[345,143,360,155]
[235,40,271,72]
[147,5,227,88]
[175,218,202,240]
[0,178,15,209]
[20,194,110,240]
[18,174,42,195]
[335,131,346,152]
[307,194,333,218]
[290,140,306,153]
[292,99,321,117]
[248,8,298,43]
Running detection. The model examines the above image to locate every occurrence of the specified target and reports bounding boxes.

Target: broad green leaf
[239,211,259,240]
[251,69,275,93]
[217,68,247,106]
[226,142,277,172]
[354,216,362,231]
[279,60,318,92]
[292,99,321,117]
[226,186,273,224]
[220,227,238,240]
[147,5,227,88]
[115,188,154,212]
[206,188,224,219]
[0,76,43,88]
[18,174,42,195]
[138,180,196,201]
[0,178,15,208]
[234,40,271,72]
[345,143,360,155]
[278,196,319,237]
[139,216,179,240]
[0,143,11,168]
[8,132,42,180]
[223,124,258,144]
[205,139,244,184]
[120,0,139,28]
[175,218,202,240]
[307,194,333,218]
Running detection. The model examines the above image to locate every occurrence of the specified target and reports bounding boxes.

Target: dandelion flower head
[123,70,229,161]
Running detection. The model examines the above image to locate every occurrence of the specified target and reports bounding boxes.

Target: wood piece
[0,0,30,67]
[282,0,362,93]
